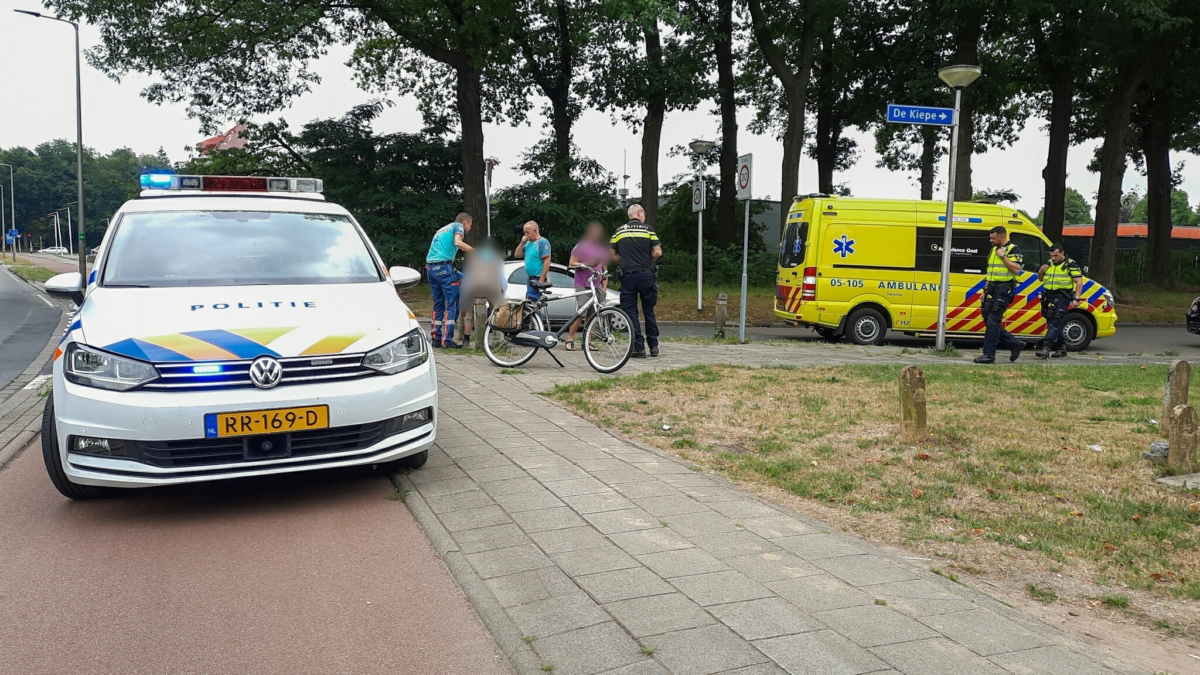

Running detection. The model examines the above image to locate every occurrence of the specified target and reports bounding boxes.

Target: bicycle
[482,265,635,373]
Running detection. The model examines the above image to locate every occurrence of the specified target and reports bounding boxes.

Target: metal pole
[739,199,750,343]
[1,184,6,254]
[65,206,73,256]
[697,200,703,313]
[485,160,492,239]
[1,164,13,257]
[935,86,964,352]
[72,21,86,282]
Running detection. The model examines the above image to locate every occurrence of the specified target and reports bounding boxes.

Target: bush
[656,244,777,286]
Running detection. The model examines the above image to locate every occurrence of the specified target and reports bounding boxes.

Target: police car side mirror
[389,266,421,290]
[45,272,84,305]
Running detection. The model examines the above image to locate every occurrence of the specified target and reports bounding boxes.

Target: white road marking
[39,295,54,308]
[22,374,51,391]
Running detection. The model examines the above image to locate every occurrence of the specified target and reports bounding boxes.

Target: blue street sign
[887,104,954,126]
[6,229,16,238]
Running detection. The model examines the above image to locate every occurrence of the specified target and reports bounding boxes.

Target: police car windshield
[102,211,381,287]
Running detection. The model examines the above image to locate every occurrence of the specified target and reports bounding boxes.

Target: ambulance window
[916,228,990,275]
[779,222,808,268]
[1009,233,1047,272]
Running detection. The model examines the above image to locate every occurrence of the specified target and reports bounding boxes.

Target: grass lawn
[1114,284,1198,323]
[399,282,778,326]
[1,262,58,284]
[548,364,1200,616]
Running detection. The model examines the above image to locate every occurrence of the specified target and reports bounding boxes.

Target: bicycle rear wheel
[583,307,634,373]
[483,310,543,368]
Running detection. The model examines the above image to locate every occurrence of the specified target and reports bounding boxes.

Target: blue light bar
[192,364,223,375]
[140,173,175,189]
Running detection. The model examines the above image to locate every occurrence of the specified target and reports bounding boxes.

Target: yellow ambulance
[774,196,1116,349]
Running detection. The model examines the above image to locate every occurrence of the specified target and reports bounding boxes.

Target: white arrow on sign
[736,154,752,201]
[692,181,706,212]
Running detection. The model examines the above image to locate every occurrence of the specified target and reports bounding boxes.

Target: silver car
[503,261,620,325]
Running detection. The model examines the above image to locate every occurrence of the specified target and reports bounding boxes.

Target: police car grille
[143,354,373,390]
[132,422,386,467]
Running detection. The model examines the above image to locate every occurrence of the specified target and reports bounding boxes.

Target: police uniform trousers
[1042,292,1072,351]
[982,282,1022,358]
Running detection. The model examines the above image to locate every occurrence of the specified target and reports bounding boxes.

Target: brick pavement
[392,345,1150,675]
[0,305,68,471]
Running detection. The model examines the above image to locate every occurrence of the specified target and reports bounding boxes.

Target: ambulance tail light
[801,267,817,301]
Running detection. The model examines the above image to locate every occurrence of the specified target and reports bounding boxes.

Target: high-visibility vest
[987,243,1020,282]
[1042,257,1081,292]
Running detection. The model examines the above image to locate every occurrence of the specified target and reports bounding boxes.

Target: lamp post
[934,64,982,352]
[689,140,714,313]
[0,164,13,257]
[16,9,86,281]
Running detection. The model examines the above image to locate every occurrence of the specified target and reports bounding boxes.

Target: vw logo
[249,356,283,389]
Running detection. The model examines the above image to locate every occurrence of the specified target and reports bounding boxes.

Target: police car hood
[77,282,416,363]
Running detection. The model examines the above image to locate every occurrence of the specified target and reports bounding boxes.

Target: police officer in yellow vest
[973,225,1025,364]
[1036,243,1084,359]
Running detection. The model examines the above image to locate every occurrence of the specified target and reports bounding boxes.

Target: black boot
[1051,349,1068,358]
[973,355,995,364]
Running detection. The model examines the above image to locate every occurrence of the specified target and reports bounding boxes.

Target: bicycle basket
[488,301,527,332]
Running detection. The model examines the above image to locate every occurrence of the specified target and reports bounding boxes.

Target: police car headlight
[64,343,160,391]
[1102,290,1114,309]
[362,329,427,375]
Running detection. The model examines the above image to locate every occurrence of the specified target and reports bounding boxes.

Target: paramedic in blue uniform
[973,225,1024,364]
[611,204,662,358]
[425,213,474,348]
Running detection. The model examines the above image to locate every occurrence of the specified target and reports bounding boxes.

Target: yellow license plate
[204,405,329,438]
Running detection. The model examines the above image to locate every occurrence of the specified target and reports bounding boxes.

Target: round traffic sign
[738,164,750,190]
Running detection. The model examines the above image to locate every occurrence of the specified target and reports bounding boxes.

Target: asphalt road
[0,267,60,388]
[659,323,1200,357]
[0,450,511,675]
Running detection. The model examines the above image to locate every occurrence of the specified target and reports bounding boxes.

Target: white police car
[41,174,436,499]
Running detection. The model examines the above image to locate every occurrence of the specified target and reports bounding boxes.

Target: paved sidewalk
[0,307,68,471]
[394,347,1148,675]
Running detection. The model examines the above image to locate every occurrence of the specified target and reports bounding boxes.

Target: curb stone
[390,471,542,675]
[0,308,69,473]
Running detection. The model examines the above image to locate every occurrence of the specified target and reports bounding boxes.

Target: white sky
[3,11,1198,219]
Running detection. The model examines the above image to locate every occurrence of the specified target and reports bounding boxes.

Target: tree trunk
[814,29,834,195]
[746,0,815,236]
[1041,69,1074,243]
[815,96,834,194]
[551,0,573,171]
[1091,51,1173,288]
[641,24,665,228]
[951,17,981,201]
[714,0,738,245]
[1144,90,1174,287]
[456,64,487,247]
[919,126,936,200]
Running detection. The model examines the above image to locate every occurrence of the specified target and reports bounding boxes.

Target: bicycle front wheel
[583,307,635,373]
[483,310,543,368]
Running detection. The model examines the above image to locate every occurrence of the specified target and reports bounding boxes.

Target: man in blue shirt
[514,221,551,301]
[425,213,474,347]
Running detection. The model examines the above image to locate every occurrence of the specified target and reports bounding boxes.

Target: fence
[1114,248,1200,286]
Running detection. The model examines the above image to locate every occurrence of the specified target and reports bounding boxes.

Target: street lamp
[689,140,714,313]
[933,64,982,352]
[16,9,87,281]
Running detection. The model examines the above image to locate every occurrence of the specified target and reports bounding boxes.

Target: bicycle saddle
[529,280,554,291]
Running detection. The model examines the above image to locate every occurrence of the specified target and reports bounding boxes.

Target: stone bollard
[1169,405,1199,474]
[1165,360,1190,426]
[715,294,728,339]
[472,297,488,351]
[899,366,927,442]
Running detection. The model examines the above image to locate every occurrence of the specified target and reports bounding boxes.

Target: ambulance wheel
[846,308,887,346]
[41,396,113,500]
[1062,312,1094,351]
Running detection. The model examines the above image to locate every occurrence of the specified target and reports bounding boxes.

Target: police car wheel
[41,396,114,500]
[380,449,429,474]
[846,308,887,346]
[1062,312,1094,352]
